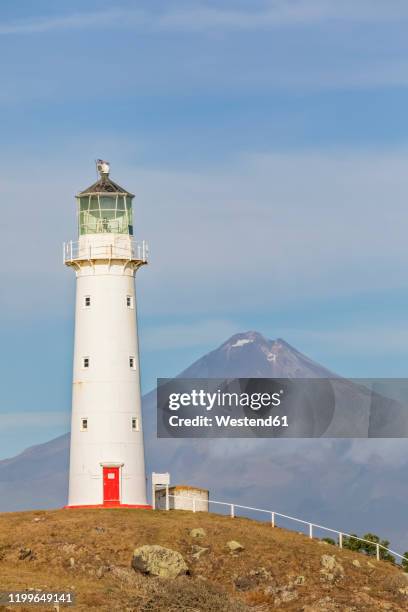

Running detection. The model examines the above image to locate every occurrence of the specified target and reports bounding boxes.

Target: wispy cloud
[280,327,408,356]
[0,10,142,35]
[157,0,408,31]
[0,2,406,95]
[346,439,408,467]
[142,319,240,350]
[0,412,69,430]
[1,1,408,36]
[4,148,408,319]
[133,149,408,315]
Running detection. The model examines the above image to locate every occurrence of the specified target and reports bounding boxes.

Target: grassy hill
[0,508,408,611]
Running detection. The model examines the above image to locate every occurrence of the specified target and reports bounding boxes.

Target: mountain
[179,331,335,378]
[0,433,69,512]
[2,331,408,552]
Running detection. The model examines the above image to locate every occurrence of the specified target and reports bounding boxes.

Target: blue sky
[2,0,408,457]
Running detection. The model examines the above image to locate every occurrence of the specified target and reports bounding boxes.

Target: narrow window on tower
[82,357,90,368]
[84,295,91,307]
[126,295,134,308]
[129,356,136,369]
[81,418,88,431]
[132,417,139,431]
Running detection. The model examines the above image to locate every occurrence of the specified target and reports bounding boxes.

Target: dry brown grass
[0,508,407,610]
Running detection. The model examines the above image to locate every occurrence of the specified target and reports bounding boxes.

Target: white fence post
[376,544,380,561]
[309,523,313,539]
[231,504,235,518]
[192,498,196,513]
[339,533,343,549]
[165,484,169,511]
[271,512,275,528]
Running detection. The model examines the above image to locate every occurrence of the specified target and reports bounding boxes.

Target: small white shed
[155,485,209,512]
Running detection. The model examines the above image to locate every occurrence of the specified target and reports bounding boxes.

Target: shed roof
[169,485,209,493]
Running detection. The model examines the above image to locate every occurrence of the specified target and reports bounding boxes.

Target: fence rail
[163,493,408,565]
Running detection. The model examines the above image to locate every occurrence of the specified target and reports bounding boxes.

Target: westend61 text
[168,415,288,427]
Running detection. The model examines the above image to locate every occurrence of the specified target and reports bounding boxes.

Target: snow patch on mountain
[230,338,253,348]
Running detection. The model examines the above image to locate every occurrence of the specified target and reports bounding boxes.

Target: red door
[103,467,120,504]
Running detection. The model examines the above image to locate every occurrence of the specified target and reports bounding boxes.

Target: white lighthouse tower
[64,161,149,508]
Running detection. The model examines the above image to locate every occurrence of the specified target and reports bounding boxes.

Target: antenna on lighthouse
[96,159,110,177]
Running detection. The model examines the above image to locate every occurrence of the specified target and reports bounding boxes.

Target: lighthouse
[64,161,149,508]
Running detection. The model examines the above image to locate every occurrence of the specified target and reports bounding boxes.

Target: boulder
[321,555,336,571]
[226,540,245,553]
[190,528,206,539]
[18,548,32,561]
[192,545,209,560]
[320,555,344,582]
[132,545,188,578]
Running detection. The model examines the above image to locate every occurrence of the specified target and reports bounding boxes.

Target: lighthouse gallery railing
[63,240,148,263]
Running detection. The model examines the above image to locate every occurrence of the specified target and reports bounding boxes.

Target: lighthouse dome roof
[78,175,134,197]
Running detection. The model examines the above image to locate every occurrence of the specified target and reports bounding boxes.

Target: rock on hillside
[0,508,407,611]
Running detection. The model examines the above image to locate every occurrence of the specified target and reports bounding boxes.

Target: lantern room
[77,160,134,236]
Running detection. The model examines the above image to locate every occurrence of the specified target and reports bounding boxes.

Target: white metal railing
[63,240,148,264]
[163,493,408,566]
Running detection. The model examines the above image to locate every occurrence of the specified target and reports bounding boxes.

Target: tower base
[64,503,152,509]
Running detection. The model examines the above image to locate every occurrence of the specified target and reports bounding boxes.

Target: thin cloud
[346,439,408,467]
[1,1,408,36]
[157,0,408,30]
[142,319,241,350]
[4,148,408,318]
[0,412,69,430]
[0,10,140,35]
[280,327,408,356]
